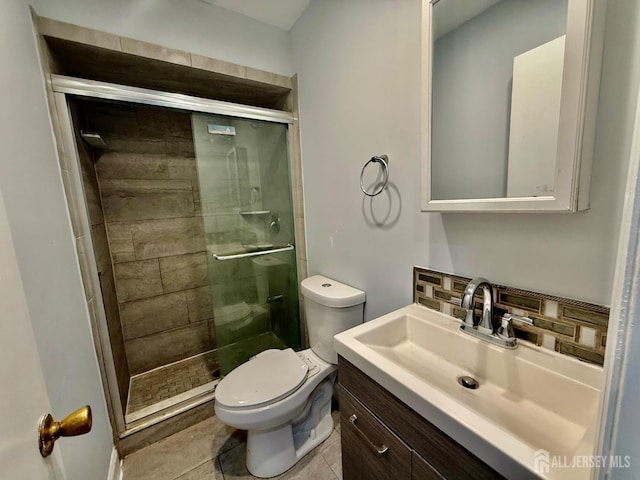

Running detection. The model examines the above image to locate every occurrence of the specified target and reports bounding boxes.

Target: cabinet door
[340,388,411,480]
[412,451,445,480]
[339,358,505,480]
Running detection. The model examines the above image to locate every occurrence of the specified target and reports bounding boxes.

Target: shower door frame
[50,75,296,439]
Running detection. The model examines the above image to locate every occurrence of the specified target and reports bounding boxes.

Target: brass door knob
[38,405,92,457]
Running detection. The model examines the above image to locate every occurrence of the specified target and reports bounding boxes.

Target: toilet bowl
[214,275,365,478]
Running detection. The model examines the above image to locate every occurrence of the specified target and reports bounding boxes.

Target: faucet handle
[498,316,516,339]
[503,312,534,326]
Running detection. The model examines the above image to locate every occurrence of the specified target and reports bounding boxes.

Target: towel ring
[360,155,389,197]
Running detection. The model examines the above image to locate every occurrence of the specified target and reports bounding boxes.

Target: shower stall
[53,77,302,435]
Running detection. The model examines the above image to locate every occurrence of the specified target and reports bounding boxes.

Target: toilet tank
[300,275,365,364]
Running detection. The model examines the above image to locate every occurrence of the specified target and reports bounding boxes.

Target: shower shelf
[240,210,271,216]
[213,244,294,261]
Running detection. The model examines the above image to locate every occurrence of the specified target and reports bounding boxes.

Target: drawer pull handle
[349,414,389,456]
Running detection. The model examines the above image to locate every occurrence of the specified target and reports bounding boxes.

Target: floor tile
[122,416,243,480]
[123,409,342,480]
[174,458,224,480]
[279,451,337,480]
[219,431,340,480]
[319,430,342,479]
[218,444,253,480]
[331,408,341,434]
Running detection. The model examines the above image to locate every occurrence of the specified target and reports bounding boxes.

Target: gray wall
[291,0,640,319]
[0,2,114,478]
[29,0,293,76]
[431,0,567,199]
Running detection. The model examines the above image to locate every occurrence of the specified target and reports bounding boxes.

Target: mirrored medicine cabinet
[421,0,606,212]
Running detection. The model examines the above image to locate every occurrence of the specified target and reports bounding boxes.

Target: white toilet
[214,275,365,478]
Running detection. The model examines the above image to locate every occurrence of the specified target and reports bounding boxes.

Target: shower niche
[67,97,300,430]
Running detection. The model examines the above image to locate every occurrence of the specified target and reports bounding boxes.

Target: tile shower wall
[85,102,216,374]
[72,100,131,410]
[413,267,608,365]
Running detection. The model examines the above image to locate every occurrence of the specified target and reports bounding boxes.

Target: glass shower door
[192,112,300,375]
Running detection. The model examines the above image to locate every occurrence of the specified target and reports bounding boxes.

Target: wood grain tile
[125,321,211,373]
[131,217,205,260]
[107,222,135,263]
[246,67,292,89]
[167,158,198,180]
[75,235,94,300]
[114,259,163,302]
[90,223,111,273]
[120,292,190,340]
[318,430,342,479]
[121,407,342,480]
[159,252,209,293]
[97,153,171,180]
[186,286,214,323]
[122,416,241,480]
[191,54,246,78]
[39,16,121,50]
[101,179,195,222]
[97,266,130,409]
[174,459,224,480]
[121,37,191,66]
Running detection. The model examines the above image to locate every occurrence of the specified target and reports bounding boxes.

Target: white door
[0,188,66,480]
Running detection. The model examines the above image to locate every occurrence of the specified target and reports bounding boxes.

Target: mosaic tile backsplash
[413,267,608,365]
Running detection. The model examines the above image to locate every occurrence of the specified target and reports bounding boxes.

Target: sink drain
[457,375,479,389]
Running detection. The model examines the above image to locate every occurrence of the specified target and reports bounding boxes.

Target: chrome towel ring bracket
[360,155,389,197]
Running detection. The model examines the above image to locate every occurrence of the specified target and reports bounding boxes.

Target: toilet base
[246,379,334,478]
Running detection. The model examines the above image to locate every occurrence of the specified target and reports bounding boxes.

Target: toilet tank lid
[300,275,366,308]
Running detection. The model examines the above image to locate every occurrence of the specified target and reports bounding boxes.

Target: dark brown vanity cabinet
[338,357,505,480]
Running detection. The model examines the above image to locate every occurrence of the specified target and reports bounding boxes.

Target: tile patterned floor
[122,409,342,480]
[127,351,219,415]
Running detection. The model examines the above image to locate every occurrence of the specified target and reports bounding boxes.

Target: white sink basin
[334,304,603,479]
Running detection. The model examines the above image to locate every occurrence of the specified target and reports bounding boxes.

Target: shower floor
[125,332,291,424]
[126,350,220,423]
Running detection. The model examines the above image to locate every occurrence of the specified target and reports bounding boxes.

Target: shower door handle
[213,244,294,261]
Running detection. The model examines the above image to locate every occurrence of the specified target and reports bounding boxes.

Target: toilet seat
[216,349,309,409]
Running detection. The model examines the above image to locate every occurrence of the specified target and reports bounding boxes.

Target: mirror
[421,0,606,212]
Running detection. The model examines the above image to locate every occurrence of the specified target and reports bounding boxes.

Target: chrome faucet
[461,277,494,330]
[459,277,517,349]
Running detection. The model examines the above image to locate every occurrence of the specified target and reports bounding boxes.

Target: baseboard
[107,447,122,480]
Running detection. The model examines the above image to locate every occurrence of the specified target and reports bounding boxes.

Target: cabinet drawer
[412,451,444,480]
[340,387,412,480]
